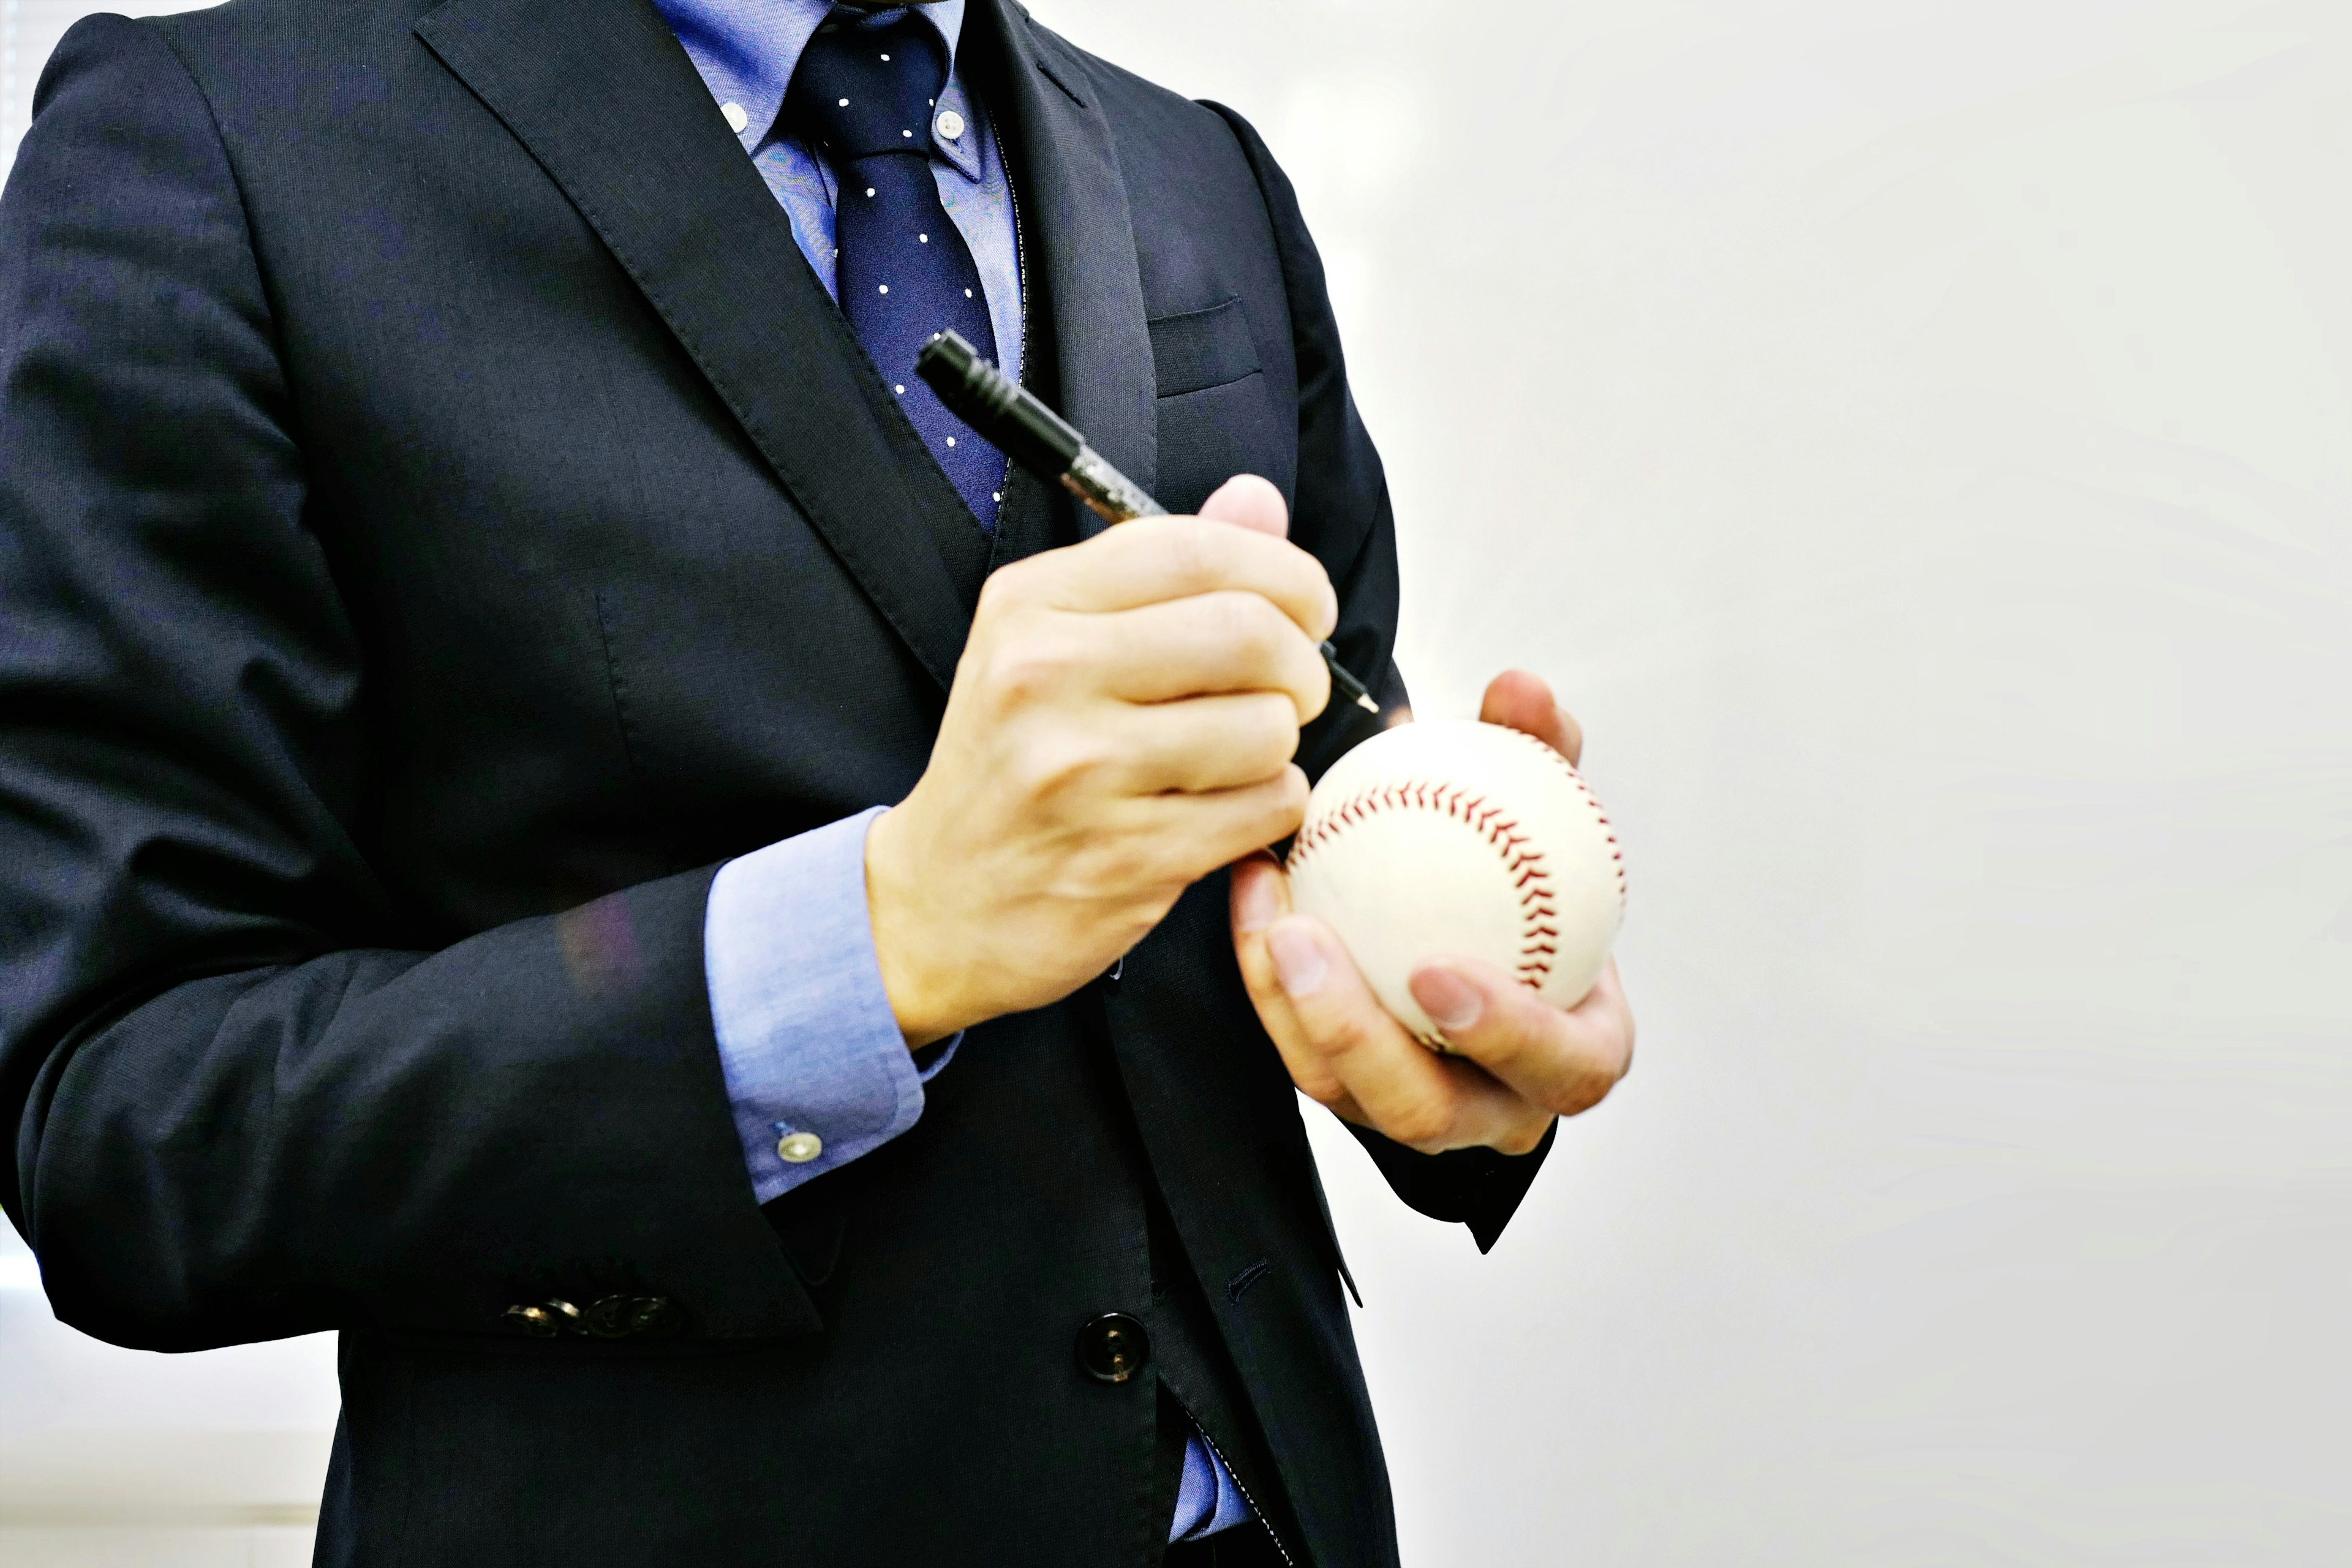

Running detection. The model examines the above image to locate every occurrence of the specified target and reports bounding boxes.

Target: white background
[6,0,2349,1562]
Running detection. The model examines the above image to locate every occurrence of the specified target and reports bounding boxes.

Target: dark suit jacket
[0,0,1553,1561]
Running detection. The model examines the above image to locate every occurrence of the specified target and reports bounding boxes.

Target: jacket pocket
[1148,296,1260,396]
[1148,298,1286,515]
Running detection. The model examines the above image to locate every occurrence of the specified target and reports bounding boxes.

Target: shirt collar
[654,0,967,154]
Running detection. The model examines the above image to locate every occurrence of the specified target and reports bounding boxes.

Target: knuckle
[1242,768,1308,843]
[1495,1117,1553,1157]
[987,632,1080,704]
[1011,729,1107,798]
[1222,590,1291,660]
[1310,1008,1379,1063]
[1387,1100,1455,1154]
[1553,1064,1619,1117]
[1195,594,1271,674]
[1161,518,1231,589]
[1243,692,1302,762]
[1373,1086,1458,1147]
[976,559,1035,618]
[1271,762,1310,818]
[1288,557,1338,640]
[1599,1024,1635,1088]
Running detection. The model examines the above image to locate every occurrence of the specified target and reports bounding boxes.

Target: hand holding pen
[916,330,1382,716]
[862,437,1338,1044]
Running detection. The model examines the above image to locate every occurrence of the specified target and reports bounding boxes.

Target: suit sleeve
[0,16,812,1351]
[1200,99,1555,1255]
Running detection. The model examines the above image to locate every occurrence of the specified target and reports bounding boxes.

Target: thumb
[1199,473,1289,539]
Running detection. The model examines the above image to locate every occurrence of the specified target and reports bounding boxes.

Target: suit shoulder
[1011,10,1248,155]
[137,0,435,88]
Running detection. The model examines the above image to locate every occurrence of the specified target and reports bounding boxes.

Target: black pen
[916,330,1382,717]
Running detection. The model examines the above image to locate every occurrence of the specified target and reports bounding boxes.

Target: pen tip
[1356,693,1380,714]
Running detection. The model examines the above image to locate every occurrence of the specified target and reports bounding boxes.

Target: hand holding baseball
[1231,671,1635,1156]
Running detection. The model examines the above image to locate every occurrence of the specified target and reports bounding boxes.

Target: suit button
[627,1295,681,1337]
[584,1295,635,1338]
[506,1304,560,1338]
[507,1299,581,1337]
[584,1294,679,1338]
[1075,1313,1151,1384]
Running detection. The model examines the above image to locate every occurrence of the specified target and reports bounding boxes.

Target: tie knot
[785,9,950,162]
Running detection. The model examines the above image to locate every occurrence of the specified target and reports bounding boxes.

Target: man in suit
[0,0,1634,1561]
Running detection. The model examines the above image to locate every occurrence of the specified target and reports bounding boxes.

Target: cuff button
[506,1299,581,1337]
[627,1295,681,1337]
[777,1131,824,1164]
[586,1294,677,1338]
[505,1304,560,1338]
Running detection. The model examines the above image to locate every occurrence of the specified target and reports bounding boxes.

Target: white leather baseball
[1284,720,1626,1047]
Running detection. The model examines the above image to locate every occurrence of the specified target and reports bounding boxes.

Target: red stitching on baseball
[1290,779,1565,984]
[1287,731,1628,995]
[1494,728,1629,896]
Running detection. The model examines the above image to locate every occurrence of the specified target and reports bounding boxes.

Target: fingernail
[1268,923,1328,998]
[1410,966,1483,1033]
[1235,864,1280,933]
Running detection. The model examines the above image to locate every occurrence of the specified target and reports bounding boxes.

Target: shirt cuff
[704,805,954,1204]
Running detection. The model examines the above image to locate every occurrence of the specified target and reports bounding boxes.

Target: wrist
[864,806,964,1049]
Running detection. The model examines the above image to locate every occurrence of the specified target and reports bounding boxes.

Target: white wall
[0,1227,333,1564]
[6,0,2349,1563]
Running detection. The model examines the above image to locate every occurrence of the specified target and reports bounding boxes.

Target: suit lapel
[416,0,987,690]
[980,1,1156,538]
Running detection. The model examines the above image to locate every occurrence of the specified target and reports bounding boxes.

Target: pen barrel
[915,331,1083,482]
[1063,448,1165,524]
[916,330,1381,717]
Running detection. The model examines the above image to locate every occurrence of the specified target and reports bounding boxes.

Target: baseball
[1284,720,1626,1047]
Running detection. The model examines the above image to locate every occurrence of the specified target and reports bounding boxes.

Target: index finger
[1039,514,1338,642]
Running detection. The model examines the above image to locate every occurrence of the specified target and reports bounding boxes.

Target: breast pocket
[1148,296,1289,515]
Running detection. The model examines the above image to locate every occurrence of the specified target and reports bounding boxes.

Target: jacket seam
[136,18,314,462]
[592,587,650,782]
[1194,97,1386,625]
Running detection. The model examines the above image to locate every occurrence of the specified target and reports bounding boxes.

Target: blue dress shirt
[663,0,1021,386]
[666,0,1250,1544]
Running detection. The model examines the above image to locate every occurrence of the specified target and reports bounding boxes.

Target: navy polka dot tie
[787,7,1006,531]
